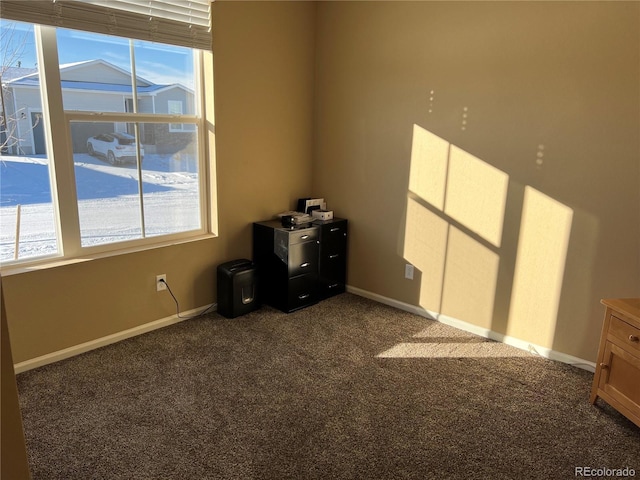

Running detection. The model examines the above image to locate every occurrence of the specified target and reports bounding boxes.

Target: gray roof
[1,66,38,82]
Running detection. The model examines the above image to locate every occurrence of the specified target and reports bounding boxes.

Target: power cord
[158,278,217,320]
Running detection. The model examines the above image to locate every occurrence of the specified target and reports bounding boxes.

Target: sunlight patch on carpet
[376,341,534,358]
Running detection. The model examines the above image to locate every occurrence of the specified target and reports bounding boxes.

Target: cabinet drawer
[288,275,318,311]
[609,315,640,354]
[319,253,346,281]
[288,241,318,277]
[319,221,347,250]
[318,280,345,299]
[289,227,318,245]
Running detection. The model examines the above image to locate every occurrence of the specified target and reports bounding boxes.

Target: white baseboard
[346,285,596,372]
[16,288,597,374]
[14,304,216,374]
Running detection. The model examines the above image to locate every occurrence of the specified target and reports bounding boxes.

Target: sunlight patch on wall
[441,226,500,330]
[404,124,506,321]
[507,186,573,348]
[404,197,448,309]
[444,145,509,247]
[402,124,575,354]
[408,124,449,210]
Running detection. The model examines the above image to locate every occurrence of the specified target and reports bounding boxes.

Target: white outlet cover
[405,264,414,280]
[156,275,167,291]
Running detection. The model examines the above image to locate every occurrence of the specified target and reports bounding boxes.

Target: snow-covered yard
[0,153,201,262]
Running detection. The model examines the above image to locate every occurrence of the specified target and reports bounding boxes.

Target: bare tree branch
[1,21,38,154]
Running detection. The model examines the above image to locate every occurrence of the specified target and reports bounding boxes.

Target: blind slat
[0,0,212,50]
[82,0,211,27]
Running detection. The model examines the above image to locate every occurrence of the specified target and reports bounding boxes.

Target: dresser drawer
[598,341,640,416]
[609,315,640,354]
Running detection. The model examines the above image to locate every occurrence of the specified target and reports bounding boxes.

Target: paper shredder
[217,259,259,318]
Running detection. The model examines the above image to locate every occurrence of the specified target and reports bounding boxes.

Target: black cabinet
[253,218,348,313]
[317,219,348,299]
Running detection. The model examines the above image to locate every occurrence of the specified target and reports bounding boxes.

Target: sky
[0,19,195,88]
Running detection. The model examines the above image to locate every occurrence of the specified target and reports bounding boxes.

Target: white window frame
[0,23,216,271]
[168,100,183,116]
[167,100,197,133]
[168,99,185,132]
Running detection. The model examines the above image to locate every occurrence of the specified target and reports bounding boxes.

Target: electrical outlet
[404,264,414,280]
[156,274,167,291]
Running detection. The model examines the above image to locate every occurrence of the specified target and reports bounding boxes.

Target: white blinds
[0,0,212,50]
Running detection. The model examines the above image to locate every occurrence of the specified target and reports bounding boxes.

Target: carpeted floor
[16,293,640,479]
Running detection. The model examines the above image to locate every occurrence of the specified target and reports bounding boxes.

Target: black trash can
[217,259,259,318]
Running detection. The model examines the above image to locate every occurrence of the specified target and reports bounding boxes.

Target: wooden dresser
[590,298,640,427]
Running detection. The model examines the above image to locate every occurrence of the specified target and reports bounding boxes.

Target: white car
[86,132,144,165]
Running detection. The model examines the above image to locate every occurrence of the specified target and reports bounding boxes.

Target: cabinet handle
[298,293,310,300]
[300,235,309,240]
[328,283,339,289]
[599,363,609,369]
[630,335,639,343]
[300,262,310,268]
[330,227,340,232]
[329,254,339,259]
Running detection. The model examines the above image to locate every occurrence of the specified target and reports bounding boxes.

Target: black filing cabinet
[253,218,348,313]
[317,218,348,299]
[253,220,320,313]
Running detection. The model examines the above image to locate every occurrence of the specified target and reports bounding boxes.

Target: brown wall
[2,1,317,363]
[313,1,640,362]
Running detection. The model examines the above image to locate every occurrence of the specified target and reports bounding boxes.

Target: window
[0,16,214,266]
[168,101,184,115]
[0,21,58,260]
[167,99,194,132]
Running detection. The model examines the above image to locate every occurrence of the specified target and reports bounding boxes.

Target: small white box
[312,210,333,221]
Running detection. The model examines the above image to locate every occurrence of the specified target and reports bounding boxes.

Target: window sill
[0,233,218,276]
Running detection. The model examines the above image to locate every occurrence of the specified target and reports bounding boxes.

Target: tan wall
[3,1,316,363]
[313,1,640,361]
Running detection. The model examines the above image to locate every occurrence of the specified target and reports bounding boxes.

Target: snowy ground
[0,152,201,262]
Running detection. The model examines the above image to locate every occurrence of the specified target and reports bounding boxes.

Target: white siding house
[1,59,194,155]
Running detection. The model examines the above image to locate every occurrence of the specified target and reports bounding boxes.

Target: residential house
[2,59,194,155]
